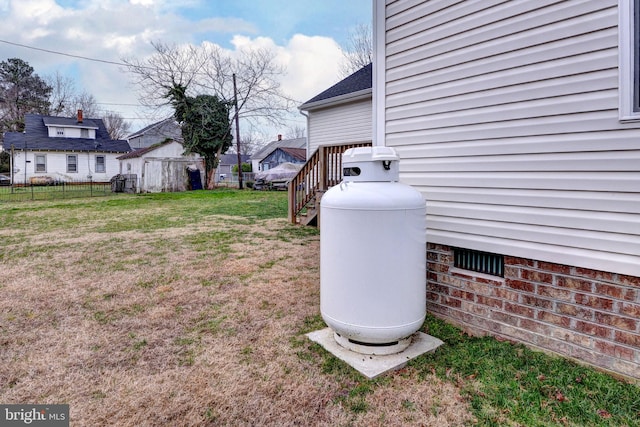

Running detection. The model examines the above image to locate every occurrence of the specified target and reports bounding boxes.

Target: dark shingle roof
[300,63,372,107]
[278,147,306,162]
[219,154,251,165]
[2,114,130,153]
[127,117,180,140]
[43,116,99,129]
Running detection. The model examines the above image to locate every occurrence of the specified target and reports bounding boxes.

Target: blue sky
[0,0,372,136]
[182,1,371,47]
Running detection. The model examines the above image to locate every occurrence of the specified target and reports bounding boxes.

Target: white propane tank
[320,146,427,355]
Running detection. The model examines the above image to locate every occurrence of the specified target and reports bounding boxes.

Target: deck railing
[288,141,372,224]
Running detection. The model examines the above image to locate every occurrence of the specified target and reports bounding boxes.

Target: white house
[117,139,203,193]
[372,0,640,379]
[2,112,130,184]
[299,63,372,156]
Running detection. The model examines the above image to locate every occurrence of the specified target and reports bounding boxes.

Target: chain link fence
[0,178,115,203]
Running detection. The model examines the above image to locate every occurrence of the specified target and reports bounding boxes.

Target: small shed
[117,140,204,193]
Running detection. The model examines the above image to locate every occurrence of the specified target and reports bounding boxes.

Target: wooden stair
[288,142,371,227]
[295,190,323,226]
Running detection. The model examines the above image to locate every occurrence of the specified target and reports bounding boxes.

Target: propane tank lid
[342,146,400,182]
[344,146,399,163]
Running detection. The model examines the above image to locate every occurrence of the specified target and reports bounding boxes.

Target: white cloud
[0,0,345,134]
[227,34,342,103]
[280,34,343,103]
[11,0,66,24]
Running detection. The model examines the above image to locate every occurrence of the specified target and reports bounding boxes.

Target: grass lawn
[0,189,638,426]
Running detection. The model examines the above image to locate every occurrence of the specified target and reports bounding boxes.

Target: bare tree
[46,72,100,118]
[123,41,296,130]
[200,44,296,128]
[123,41,297,186]
[68,92,99,118]
[339,23,373,78]
[123,41,205,109]
[102,111,131,140]
[238,132,264,156]
[285,124,306,139]
[47,71,76,116]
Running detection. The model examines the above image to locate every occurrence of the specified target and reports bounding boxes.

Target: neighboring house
[299,63,372,156]
[260,147,306,170]
[370,0,640,380]
[127,118,182,150]
[250,135,306,172]
[117,139,203,193]
[216,153,251,182]
[2,112,130,184]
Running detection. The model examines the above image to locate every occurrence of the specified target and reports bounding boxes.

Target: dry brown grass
[0,204,473,426]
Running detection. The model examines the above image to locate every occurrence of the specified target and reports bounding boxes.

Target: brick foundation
[427,243,640,380]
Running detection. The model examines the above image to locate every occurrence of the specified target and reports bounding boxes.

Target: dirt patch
[0,214,473,426]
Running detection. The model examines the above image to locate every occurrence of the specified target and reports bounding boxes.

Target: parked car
[0,174,10,186]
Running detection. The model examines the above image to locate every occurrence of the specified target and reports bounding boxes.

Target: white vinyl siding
[12,151,122,184]
[307,98,372,155]
[380,0,640,276]
[46,126,96,139]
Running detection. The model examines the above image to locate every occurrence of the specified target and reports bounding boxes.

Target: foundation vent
[454,248,504,277]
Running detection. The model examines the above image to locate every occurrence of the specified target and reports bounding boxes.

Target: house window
[81,128,89,138]
[454,248,504,278]
[635,0,639,112]
[35,154,46,173]
[620,0,640,120]
[95,155,106,173]
[67,155,78,173]
[56,127,65,136]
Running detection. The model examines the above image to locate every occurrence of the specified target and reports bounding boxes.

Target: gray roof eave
[44,123,99,130]
[299,88,372,112]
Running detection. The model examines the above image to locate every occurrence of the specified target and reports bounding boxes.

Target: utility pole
[233,73,243,189]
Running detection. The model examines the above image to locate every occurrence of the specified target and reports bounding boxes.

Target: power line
[95,102,143,107]
[0,38,207,76]
[0,39,131,67]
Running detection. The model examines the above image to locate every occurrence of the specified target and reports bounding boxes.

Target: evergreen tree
[167,84,233,189]
[0,58,52,132]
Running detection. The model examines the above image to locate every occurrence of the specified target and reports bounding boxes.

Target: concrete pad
[306,328,444,379]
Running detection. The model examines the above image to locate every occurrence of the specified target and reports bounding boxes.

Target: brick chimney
[77,109,83,123]
[277,134,282,141]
